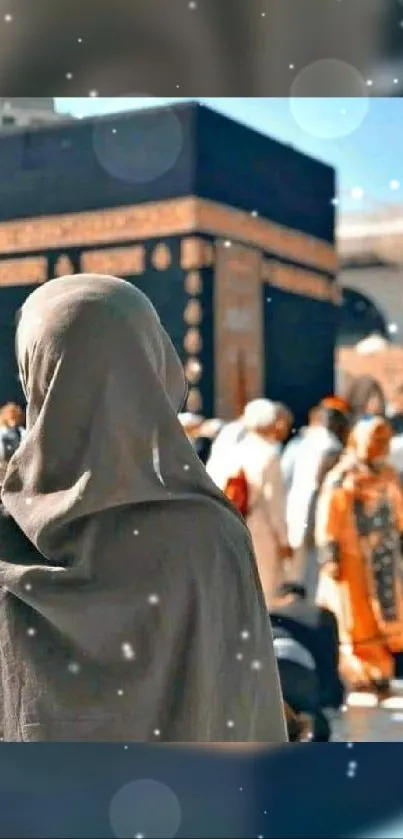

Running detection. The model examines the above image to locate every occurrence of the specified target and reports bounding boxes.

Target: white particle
[266,296,272,303]
[241,630,250,641]
[133,529,139,536]
[24,583,32,591]
[390,179,400,190]
[153,728,161,737]
[388,322,398,334]
[239,787,243,792]
[26,498,33,506]
[77,37,83,43]
[4,14,13,23]
[117,689,124,696]
[351,186,364,200]
[188,0,197,8]
[331,197,339,206]
[236,652,243,661]
[251,659,262,671]
[67,662,81,675]
[394,78,399,85]
[224,240,232,248]
[121,642,136,661]
[148,593,160,605]
[261,11,266,16]
[347,742,353,748]
[289,64,294,69]
[89,90,98,97]
[65,72,73,80]
[112,128,117,134]
[124,745,129,750]
[176,84,180,89]
[27,627,36,637]
[226,719,235,728]
[366,79,373,86]
[135,834,145,838]
[251,209,259,217]
[183,464,190,471]
[400,20,403,27]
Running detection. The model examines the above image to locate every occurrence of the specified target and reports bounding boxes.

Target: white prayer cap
[243,399,277,431]
[178,412,204,430]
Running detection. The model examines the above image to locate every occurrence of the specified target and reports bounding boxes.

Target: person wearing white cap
[207,398,292,607]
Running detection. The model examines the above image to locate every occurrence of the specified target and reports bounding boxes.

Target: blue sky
[55,97,403,217]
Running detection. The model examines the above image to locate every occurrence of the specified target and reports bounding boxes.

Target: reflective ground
[332,684,403,741]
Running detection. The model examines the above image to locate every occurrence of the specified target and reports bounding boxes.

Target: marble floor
[332,682,403,741]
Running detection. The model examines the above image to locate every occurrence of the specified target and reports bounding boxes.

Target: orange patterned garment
[315,417,403,688]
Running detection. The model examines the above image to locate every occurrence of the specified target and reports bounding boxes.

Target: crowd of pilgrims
[179,376,403,741]
[3,274,403,745]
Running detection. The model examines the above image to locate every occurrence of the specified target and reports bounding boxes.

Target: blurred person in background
[386,384,403,484]
[0,403,25,484]
[207,398,292,607]
[272,403,294,453]
[195,418,225,466]
[315,416,403,696]
[281,404,321,494]
[286,396,351,586]
[270,581,344,741]
[344,375,386,423]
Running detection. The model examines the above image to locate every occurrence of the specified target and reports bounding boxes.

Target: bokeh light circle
[109,779,182,838]
[290,60,369,139]
[93,103,184,185]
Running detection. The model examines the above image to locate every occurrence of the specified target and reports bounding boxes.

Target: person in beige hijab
[0,274,286,744]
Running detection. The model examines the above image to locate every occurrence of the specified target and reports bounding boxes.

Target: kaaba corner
[0,101,339,423]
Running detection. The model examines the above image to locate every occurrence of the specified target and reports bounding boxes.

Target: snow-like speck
[251,659,262,671]
[68,662,81,675]
[121,642,136,661]
[27,627,36,637]
[148,593,160,606]
[240,630,250,641]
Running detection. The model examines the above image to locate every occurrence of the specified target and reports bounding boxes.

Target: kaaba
[0,102,338,425]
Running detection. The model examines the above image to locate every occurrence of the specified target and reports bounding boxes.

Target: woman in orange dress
[315,416,403,693]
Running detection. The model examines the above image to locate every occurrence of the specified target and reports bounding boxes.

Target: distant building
[338,207,403,343]
[336,207,403,396]
[0,98,69,130]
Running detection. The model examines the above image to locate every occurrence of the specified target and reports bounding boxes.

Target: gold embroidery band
[266,260,341,304]
[0,256,47,286]
[0,196,336,276]
[81,246,145,276]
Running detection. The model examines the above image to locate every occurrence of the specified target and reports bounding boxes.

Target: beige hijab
[2,274,229,564]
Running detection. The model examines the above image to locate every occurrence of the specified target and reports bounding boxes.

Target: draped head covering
[243,398,277,431]
[2,274,227,564]
[347,416,392,464]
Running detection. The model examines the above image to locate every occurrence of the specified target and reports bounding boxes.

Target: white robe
[207,430,288,607]
[286,426,341,581]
